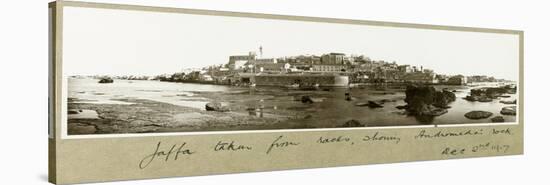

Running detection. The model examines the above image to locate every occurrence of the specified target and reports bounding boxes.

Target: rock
[205,102,230,112]
[485,87,509,98]
[395,105,408,110]
[68,109,80,114]
[342,119,365,127]
[98,78,114,83]
[465,86,515,102]
[491,116,505,122]
[463,95,476,102]
[464,111,493,119]
[346,97,357,101]
[464,95,492,102]
[425,108,448,116]
[478,97,493,102]
[301,96,314,103]
[500,106,516,115]
[404,85,455,116]
[367,101,384,108]
[405,85,436,113]
[433,90,456,108]
[500,99,517,104]
[355,101,383,108]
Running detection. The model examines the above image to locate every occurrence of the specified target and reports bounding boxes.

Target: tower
[259,46,263,58]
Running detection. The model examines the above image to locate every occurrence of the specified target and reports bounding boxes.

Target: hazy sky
[63,6,519,80]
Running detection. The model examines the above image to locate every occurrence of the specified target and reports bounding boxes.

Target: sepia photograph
[63,6,520,136]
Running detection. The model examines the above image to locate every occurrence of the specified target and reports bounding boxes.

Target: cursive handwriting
[363,132,401,144]
[415,129,483,139]
[139,141,195,169]
[214,141,252,151]
[317,136,351,144]
[492,128,513,135]
[441,142,511,156]
[441,147,466,156]
[266,135,300,154]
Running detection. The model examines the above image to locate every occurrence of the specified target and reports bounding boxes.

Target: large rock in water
[500,106,517,115]
[433,90,456,108]
[500,99,517,104]
[464,111,493,119]
[491,116,505,122]
[465,86,515,102]
[205,102,230,112]
[404,85,455,116]
[98,78,113,83]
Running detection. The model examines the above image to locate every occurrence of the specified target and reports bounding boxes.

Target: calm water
[68,78,517,127]
[68,78,231,109]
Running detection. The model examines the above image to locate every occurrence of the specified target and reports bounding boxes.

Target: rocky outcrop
[404,85,455,117]
[500,99,517,104]
[98,78,114,83]
[464,85,516,102]
[355,101,383,108]
[490,116,505,122]
[205,102,230,112]
[500,106,517,115]
[342,119,365,127]
[433,90,456,108]
[464,111,493,119]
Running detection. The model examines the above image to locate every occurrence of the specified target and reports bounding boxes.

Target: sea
[68,78,518,127]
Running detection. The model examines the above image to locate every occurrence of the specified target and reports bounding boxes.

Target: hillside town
[92,47,512,88]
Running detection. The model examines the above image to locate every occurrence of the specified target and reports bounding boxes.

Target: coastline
[67,79,517,135]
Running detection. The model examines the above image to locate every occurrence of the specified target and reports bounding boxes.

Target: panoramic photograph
[62,6,520,135]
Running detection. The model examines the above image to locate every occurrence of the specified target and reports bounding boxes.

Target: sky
[62,6,519,80]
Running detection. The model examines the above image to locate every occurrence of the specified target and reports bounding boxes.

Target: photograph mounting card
[48,1,524,184]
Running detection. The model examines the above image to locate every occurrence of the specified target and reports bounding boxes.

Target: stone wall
[254,74,348,87]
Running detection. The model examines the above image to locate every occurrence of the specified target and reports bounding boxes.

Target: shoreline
[67,79,517,135]
[67,97,300,135]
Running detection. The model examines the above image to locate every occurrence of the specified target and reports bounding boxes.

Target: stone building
[227,54,255,70]
[321,53,346,65]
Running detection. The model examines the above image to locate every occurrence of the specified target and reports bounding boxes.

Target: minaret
[259,46,263,58]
